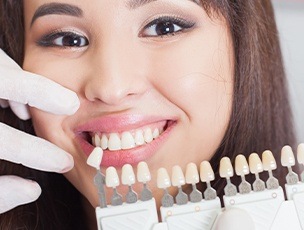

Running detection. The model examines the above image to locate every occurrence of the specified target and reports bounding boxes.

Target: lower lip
[76,122,176,167]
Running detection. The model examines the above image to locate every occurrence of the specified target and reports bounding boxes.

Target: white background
[273,1,304,142]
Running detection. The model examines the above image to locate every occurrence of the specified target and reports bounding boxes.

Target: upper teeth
[92,127,162,151]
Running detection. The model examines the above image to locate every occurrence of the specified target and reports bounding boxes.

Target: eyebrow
[31,3,83,26]
[127,0,200,10]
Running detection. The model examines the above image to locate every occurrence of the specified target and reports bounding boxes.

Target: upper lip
[74,114,173,134]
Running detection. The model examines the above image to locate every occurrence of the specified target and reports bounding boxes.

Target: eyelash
[37,31,89,48]
[36,16,195,48]
[140,15,196,38]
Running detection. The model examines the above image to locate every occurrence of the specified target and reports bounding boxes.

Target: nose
[84,37,148,106]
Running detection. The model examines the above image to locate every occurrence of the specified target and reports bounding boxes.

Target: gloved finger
[0,123,74,173]
[0,175,41,214]
[0,99,9,108]
[9,101,31,120]
[0,50,80,115]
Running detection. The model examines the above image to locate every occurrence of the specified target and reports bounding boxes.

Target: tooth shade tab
[137,161,151,183]
[185,163,200,184]
[157,168,171,189]
[262,150,277,171]
[235,155,250,176]
[200,161,215,182]
[106,167,120,188]
[86,147,103,170]
[249,153,263,174]
[121,164,136,186]
[171,165,186,187]
[297,143,304,164]
[219,157,234,178]
[281,145,296,167]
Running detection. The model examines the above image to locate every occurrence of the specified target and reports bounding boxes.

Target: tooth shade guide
[262,150,279,189]
[249,153,265,191]
[297,143,304,181]
[220,157,237,196]
[171,165,188,205]
[185,163,202,202]
[281,145,299,185]
[86,147,103,170]
[235,154,252,194]
[137,162,153,201]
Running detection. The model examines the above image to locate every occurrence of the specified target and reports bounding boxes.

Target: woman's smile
[74,114,177,167]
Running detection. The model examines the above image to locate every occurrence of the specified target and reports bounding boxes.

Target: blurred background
[273,0,304,143]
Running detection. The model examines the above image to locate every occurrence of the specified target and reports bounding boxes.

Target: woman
[0,0,295,229]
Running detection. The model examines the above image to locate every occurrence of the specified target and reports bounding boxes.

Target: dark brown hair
[0,0,295,229]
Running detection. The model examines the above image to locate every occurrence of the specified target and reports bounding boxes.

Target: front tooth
[135,130,145,146]
[121,132,135,150]
[94,134,101,147]
[100,134,108,150]
[108,133,121,151]
[144,128,153,143]
[152,128,160,139]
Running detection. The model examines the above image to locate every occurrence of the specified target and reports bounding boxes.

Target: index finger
[0,50,80,115]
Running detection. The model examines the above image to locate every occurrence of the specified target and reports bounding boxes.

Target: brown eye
[37,31,89,48]
[141,16,195,37]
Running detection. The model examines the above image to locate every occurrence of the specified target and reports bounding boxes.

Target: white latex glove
[0,49,80,213]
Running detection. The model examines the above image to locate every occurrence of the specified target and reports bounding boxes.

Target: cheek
[29,108,73,149]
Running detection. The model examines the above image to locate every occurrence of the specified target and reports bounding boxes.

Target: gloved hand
[0,49,80,213]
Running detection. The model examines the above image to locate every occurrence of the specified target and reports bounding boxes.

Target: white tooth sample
[200,161,215,182]
[100,134,108,150]
[185,163,199,184]
[135,130,145,146]
[157,168,171,189]
[86,147,103,170]
[106,167,120,188]
[94,134,101,147]
[249,153,263,174]
[281,145,296,167]
[152,128,160,139]
[121,131,136,150]
[297,143,304,164]
[235,155,250,176]
[137,161,151,183]
[122,164,136,186]
[262,150,277,170]
[144,128,153,143]
[219,157,234,178]
[108,133,121,151]
[171,165,186,187]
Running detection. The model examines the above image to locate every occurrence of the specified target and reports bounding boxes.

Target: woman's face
[23,0,233,212]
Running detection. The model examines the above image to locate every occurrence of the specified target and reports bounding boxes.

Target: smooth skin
[23,0,234,227]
